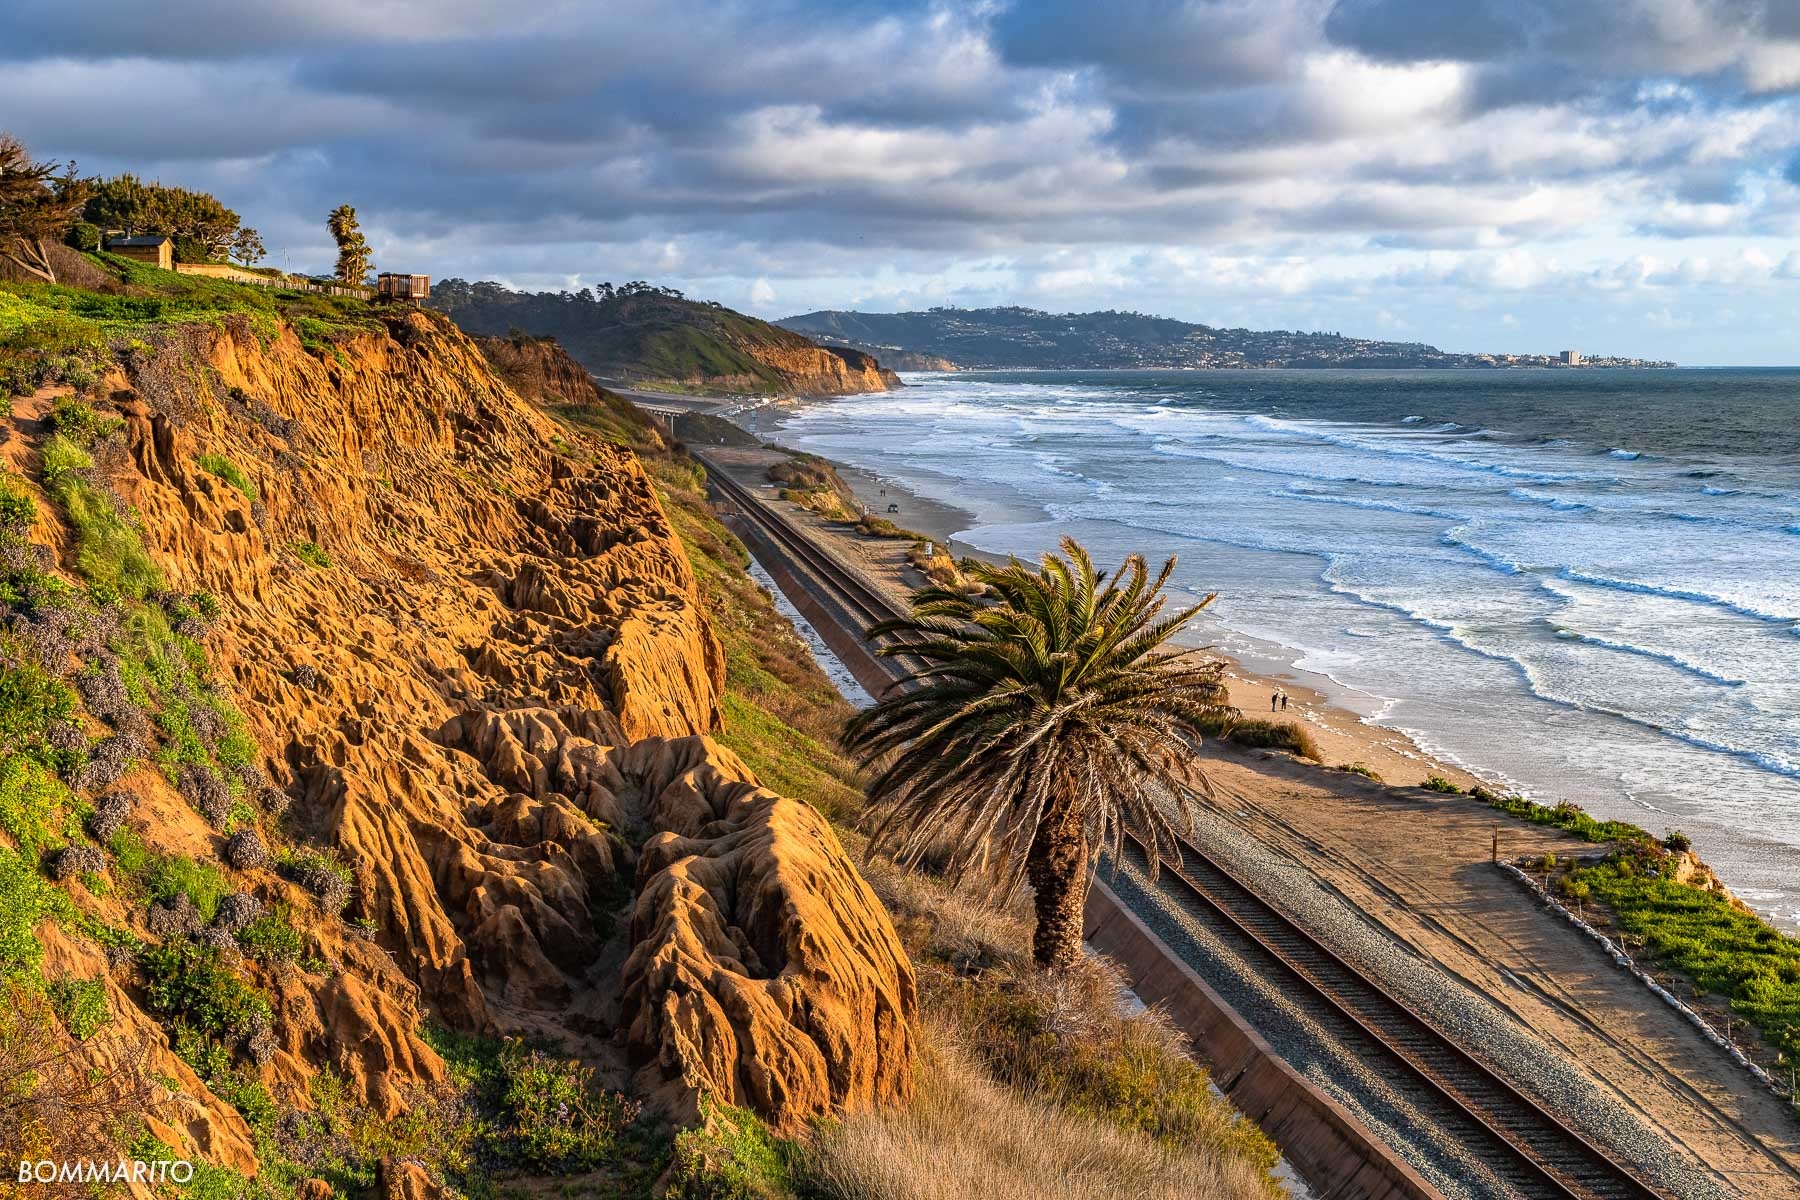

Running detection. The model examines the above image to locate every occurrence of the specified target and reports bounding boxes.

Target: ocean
[770,368,1800,927]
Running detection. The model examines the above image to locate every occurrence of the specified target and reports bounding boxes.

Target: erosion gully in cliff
[7,307,915,1182]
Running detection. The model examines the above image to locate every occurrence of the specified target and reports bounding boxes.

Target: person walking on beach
[1281,693,1289,712]
[1271,692,1280,713]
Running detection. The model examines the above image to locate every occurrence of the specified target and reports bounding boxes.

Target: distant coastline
[779,305,1676,372]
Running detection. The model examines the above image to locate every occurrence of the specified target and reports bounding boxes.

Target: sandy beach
[702,430,1800,1191]
[713,441,1481,792]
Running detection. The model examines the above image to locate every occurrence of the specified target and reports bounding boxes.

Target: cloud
[3,0,1800,361]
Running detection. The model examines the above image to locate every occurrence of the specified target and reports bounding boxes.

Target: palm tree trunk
[1026,803,1088,970]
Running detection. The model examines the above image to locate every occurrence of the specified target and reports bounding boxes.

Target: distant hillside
[431,280,902,394]
[779,306,1673,370]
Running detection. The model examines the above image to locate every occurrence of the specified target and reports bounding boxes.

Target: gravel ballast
[1106,800,1731,1200]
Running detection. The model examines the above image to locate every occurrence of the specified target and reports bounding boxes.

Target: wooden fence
[173,262,372,298]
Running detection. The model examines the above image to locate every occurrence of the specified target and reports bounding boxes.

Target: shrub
[490,1041,641,1171]
[1336,762,1382,782]
[0,849,72,974]
[41,443,162,598]
[1223,718,1321,761]
[138,937,272,1045]
[4,980,151,1176]
[236,906,304,965]
[213,892,262,933]
[1481,791,1651,845]
[1663,829,1692,853]
[85,789,133,843]
[0,473,35,530]
[64,222,101,253]
[223,827,267,870]
[43,843,104,882]
[1568,845,1800,1059]
[48,397,123,446]
[666,1099,797,1199]
[0,660,79,764]
[196,453,257,502]
[1422,775,1463,794]
[45,975,111,1040]
[276,848,353,913]
[0,753,80,863]
[291,540,331,569]
[136,852,230,922]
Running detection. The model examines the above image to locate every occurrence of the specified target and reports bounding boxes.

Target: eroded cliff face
[662,341,901,397]
[742,343,902,396]
[9,310,912,1178]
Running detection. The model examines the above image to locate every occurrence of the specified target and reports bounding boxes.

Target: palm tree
[842,537,1231,970]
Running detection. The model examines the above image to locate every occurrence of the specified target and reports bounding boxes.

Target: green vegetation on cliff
[432,278,898,394]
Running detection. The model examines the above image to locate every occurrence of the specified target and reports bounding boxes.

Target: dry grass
[850,851,1282,1198]
[0,979,156,1200]
[805,1017,1275,1200]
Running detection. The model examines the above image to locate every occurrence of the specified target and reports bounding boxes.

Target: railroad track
[695,449,1668,1200]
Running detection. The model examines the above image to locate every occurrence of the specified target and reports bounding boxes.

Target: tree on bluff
[0,133,88,283]
[327,204,372,285]
[229,226,265,267]
[83,173,247,262]
[842,537,1232,970]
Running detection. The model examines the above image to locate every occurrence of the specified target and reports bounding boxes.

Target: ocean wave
[1326,567,1798,781]
[1441,528,1528,574]
[1240,414,1607,484]
[1607,448,1641,460]
[1151,441,1410,488]
[1508,487,1593,513]
[1701,486,1738,496]
[1544,622,1748,687]
[1401,415,1426,424]
[1559,567,1800,625]
[1272,489,1466,521]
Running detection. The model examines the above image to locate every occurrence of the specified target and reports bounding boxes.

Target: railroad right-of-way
[695,447,1743,1200]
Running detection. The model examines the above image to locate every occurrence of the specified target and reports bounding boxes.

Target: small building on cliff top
[106,235,173,270]
[377,273,430,303]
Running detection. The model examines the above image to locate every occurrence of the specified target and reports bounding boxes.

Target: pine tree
[327,204,371,285]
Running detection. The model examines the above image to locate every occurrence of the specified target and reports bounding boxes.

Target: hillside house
[376,273,430,303]
[107,235,173,270]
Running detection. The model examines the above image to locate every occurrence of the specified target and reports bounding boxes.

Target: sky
[6,0,1800,363]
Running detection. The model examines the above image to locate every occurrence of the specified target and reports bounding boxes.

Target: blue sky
[5,0,1800,363]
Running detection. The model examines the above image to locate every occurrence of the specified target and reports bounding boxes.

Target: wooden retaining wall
[1085,879,1446,1200]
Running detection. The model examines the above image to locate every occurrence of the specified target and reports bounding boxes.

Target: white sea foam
[774,371,1800,925]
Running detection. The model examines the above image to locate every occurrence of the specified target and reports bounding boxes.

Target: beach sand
[699,426,1800,1186]
[717,440,1479,790]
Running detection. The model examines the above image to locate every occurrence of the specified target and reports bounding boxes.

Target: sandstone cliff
[0,307,913,1187]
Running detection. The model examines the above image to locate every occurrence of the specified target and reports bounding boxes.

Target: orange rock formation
[18,309,913,1173]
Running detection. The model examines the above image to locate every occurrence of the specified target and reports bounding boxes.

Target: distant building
[376,273,430,303]
[107,235,173,270]
[1560,350,1582,365]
